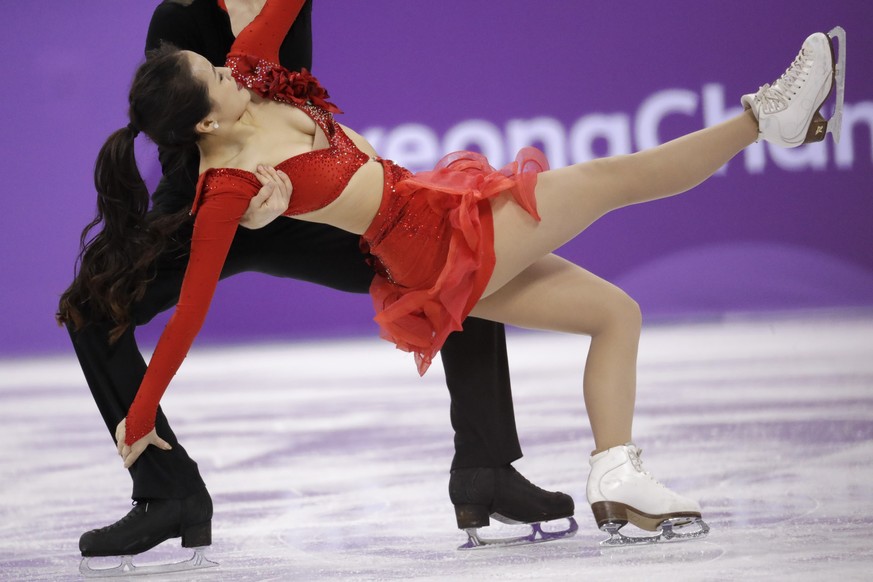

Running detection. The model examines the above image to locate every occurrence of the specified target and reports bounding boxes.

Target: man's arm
[145,1,235,215]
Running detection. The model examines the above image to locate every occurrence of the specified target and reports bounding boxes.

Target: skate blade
[599,517,710,548]
[79,547,218,578]
[825,26,846,143]
[458,517,578,550]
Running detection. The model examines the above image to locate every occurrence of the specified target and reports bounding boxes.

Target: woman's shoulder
[198,167,261,192]
[190,167,260,215]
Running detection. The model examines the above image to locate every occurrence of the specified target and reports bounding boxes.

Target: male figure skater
[71,0,574,566]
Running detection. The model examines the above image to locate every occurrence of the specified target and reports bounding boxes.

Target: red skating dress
[124,0,546,445]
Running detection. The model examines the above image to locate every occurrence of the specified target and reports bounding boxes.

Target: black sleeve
[145,0,234,63]
[145,0,314,216]
[277,0,313,72]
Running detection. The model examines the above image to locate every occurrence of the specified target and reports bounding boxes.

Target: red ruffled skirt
[361,148,548,375]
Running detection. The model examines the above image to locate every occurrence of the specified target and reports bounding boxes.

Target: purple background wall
[1,1,871,357]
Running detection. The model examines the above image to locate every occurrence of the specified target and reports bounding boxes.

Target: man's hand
[224,0,267,37]
[240,165,293,229]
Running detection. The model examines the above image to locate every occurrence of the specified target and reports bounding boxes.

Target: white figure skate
[742,26,846,147]
[587,443,709,546]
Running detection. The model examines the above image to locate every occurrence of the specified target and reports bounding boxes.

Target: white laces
[626,445,646,472]
[626,445,666,486]
[756,49,811,114]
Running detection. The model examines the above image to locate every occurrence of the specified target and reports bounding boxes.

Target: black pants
[68,218,522,500]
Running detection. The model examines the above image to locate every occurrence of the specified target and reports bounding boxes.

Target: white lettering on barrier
[635,89,699,152]
[379,123,440,173]
[444,120,506,168]
[507,117,567,169]
[362,84,871,174]
[568,114,631,164]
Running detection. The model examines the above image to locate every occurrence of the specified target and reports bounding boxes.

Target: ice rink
[2,311,872,581]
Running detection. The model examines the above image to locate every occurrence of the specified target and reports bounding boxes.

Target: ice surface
[2,311,872,581]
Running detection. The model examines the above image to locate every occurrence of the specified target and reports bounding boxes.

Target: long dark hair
[57,45,212,342]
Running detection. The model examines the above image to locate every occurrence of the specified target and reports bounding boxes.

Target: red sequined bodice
[192,100,369,217]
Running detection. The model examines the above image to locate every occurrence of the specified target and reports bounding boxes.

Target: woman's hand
[224,0,267,37]
[115,419,172,469]
[240,166,293,229]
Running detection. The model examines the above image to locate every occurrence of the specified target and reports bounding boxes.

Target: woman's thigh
[485,157,634,296]
[472,254,638,336]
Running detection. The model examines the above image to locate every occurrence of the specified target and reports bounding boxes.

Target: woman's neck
[197,112,257,171]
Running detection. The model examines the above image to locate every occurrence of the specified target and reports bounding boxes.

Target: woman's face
[183,51,249,129]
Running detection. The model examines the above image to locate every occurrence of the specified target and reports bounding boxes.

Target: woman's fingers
[122,443,143,469]
[277,169,292,194]
[254,166,269,186]
[255,164,279,185]
[153,434,173,451]
[114,426,172,468]
[258,181,276,203]
[115,420,126,456]
[256,165,289,185]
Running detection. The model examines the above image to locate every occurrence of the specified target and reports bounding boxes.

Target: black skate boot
[80,488,213,557]
[79,489,216,577]
[449,465,577,548]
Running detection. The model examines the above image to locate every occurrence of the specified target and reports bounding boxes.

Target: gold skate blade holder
[826,26,846,143]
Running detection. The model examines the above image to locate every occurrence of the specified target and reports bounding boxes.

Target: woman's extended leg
[484,111,758,295]
[485,27,841,296]
[472,254,705,539]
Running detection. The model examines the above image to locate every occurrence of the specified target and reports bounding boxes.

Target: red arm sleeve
[124,185,253,445]
[226,0,340,113]
[229,0,306,64]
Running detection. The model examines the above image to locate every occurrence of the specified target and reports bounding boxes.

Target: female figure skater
[59,0,843,545]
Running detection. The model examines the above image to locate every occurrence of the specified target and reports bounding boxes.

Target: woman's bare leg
[473,255,705,537]
[471,254,641,453]
[484,111,758,295]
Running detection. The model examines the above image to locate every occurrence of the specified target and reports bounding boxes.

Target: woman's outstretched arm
[122,167,291,462]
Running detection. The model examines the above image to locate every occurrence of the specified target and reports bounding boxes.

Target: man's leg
[440,317,521,470]
[243,220,576,530]
[441,317,575,530]
[73,257,213,557]
[69,320,206,500]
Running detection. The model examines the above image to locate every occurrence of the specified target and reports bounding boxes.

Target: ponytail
[57,127,189,341]
[57,44,209,341]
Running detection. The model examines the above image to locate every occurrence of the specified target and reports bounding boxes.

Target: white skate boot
[587,443,709,546]
[741,27,846,147]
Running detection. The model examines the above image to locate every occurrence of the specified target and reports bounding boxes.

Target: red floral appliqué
[227,54,342,114]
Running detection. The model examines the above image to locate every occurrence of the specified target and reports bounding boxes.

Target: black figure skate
[78,490,217,577]
[450,465,577,549]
